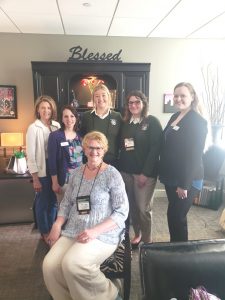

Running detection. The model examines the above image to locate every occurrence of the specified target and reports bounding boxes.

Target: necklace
[76,163,102,200]
[86,162,102,171]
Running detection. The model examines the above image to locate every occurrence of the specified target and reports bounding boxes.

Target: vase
[211,125,224,145]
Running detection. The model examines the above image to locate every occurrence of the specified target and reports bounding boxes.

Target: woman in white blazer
[26,95,60,244]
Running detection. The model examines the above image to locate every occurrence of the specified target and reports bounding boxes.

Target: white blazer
[26,119,60,177]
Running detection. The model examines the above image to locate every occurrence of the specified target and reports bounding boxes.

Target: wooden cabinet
[31,61,150,113]
[0,174,34,224]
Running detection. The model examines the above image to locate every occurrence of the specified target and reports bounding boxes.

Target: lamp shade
[1,133,23,147]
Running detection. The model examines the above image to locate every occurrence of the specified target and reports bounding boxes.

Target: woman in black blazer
[159,82,208,242]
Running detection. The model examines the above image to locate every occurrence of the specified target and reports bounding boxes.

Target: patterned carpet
[0,197,224,300]
[0,225,50,300]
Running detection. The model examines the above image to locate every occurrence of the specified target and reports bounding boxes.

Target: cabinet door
[122,71,149,106]
[33,71,61,104]
[0,178,34,224]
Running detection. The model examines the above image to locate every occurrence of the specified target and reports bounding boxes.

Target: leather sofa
[139,239,225,300]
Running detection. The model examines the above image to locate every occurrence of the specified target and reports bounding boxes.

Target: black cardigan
[159,110,208,190]
[119,115,162,178]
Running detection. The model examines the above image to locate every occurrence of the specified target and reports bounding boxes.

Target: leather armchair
[140,239,225,300]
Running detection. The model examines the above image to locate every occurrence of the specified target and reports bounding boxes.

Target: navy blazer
[48,129,82,186]
[159,110,208,190]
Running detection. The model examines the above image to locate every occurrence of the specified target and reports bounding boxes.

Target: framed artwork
[0,85,17,119]
[163,93,178,113]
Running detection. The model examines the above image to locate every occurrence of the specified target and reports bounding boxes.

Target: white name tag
[60,141,69,146]
[173,126,180,131]
[124,138,135,151]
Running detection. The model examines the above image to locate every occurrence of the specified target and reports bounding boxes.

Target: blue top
[58,165,129,245]
[48,129,83,186]
[192,179,203,190]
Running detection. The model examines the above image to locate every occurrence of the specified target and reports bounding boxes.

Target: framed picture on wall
[163,93,178,113]
[0,85,17,119]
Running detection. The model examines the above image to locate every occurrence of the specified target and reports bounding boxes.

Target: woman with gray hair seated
[43,131,129,300]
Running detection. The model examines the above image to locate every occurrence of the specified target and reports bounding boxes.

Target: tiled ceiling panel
[0,9,20,32]
[0,0,63,34]
[190,12,225,38]
[58,0,117,35]
[0,0,225,38]
[109,0,179,37]
[149,0,225,38]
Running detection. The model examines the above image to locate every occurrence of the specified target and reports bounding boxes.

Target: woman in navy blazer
[159,82,208,242]
[48,105,83,203]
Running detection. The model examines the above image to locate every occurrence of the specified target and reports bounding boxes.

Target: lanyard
[76,163,102,198]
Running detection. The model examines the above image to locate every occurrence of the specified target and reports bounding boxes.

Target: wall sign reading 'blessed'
[68,45,123,63]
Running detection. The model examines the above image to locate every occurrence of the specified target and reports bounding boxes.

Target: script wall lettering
[68,45,122,63]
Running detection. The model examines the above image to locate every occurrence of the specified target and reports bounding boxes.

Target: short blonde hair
[34,95,57,120]
[82,131,108,153]
[91,84,112,109]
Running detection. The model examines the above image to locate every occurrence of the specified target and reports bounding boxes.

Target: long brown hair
[60,105,80,131]
[123,90,149,122]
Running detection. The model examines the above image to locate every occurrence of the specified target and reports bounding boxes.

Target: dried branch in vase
[201,64,225,125]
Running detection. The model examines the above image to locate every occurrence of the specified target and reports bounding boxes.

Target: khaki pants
[43,236,117,300]
[121,172,156,242]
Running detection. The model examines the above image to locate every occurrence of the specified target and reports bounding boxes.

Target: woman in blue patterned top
[48,105,83,203]
[43,131,129,300]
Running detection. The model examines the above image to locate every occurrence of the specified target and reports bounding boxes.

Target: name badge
[124,138,135,151]
[61,141,69,146]
[141,124,148,131]
[76,195,91,215]
[173,125,180,131]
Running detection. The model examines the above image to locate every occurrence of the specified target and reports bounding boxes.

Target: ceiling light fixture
[82,2,91,7]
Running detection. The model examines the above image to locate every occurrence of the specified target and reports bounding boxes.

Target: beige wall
[0,33,225,145]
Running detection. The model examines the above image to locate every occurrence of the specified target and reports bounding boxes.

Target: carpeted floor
[0,225,49,300]
[0,197,224,300]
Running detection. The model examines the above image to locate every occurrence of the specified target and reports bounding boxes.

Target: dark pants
[165,185,199,242]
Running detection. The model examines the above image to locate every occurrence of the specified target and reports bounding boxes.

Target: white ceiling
[1,0,225,38]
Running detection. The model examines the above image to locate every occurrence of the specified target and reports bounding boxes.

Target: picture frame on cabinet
[0,85,17,119]
[163,93,178,113]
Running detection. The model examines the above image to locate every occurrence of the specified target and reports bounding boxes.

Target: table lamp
[0,132,23,157]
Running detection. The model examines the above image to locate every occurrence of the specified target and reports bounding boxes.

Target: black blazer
[159,110,208,190]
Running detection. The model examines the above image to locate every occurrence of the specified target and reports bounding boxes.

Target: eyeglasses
[87,146,103,152]
[128,100,142,106]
